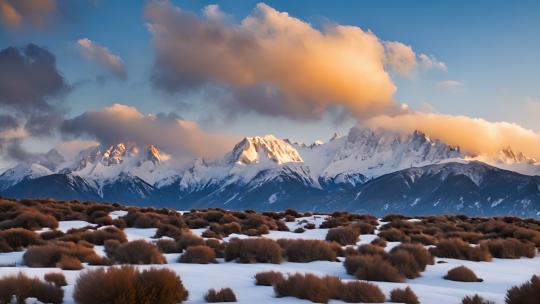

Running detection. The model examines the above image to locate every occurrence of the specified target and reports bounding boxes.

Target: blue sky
[0,0,539,166]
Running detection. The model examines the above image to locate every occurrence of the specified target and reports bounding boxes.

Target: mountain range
[2,126,540,217]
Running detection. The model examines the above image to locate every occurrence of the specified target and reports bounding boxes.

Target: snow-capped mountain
[0,163,53,191]
[64,143,176,186]
[2,126,540,216]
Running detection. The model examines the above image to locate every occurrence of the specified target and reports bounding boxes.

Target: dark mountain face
[2,161,540,217]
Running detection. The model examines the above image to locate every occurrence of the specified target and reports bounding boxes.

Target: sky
[0,0,539,169]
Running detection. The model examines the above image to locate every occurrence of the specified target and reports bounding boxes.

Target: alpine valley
[2,126,540,217]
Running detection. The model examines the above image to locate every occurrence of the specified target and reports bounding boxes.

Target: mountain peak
[230,135,303,165]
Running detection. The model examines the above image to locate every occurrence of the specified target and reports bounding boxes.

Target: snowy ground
[1,215,539,303]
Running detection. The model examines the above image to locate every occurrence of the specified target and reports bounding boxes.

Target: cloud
[438,80,464,89]
[145,2,399,120]
[360,112,540,159]
[419,53,447,71]
[0,0,56,28]
[77,38,127,80]
[0,44,69,136]
[61,104,236,165]
[384,41,417,76]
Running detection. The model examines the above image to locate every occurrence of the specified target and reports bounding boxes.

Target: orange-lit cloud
[77,38,127,80]
[361,112,540,159]
[61,104,237,164]
[384,41,417,76]
[0,0,56,28]
[146,2,400,119]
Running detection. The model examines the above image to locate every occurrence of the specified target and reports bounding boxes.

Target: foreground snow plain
[1,213,539,304]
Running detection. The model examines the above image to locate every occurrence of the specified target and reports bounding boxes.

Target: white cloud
[438,80,464,89]
[419,53,447,71]
[77,38,127,80]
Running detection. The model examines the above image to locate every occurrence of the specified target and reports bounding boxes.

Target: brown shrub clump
[156,239,179,253]
[274,273,331,303]
[44,272,67,287]
[107,240,166,264]
[388,243,434,279]
[371,237,387,247]
[378,227,411,242]
[61,226,127,245]
[357,244,386,256]
[0,272,63,304]
[444,266,483,282]
[23,241,100,268]
[277,239,337,262]
[390,286,419,304]
[340,280,385,303]
[431,239,492,261]
[505,275,540,304]
[274,273,385,303]
[225,238,282,264]
[325,226,360,245]
[177,233,205,251]
[254,271,284,286]
[73,266,188,304]
[344,254,404,282]
[479,238,536,259]
[179,245,217,264]
[204,288,237,302]
[57,254,83,270]
[0,228,42,252]
[461,294,494,304]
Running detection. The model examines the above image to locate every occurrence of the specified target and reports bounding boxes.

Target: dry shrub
[388,250,422,279]
[112,218,127,229]
[44,272,67,287]
[505,275,540,304]
[179,245,216,264]
[136,268,190,304]
[73,266,189,304]
[107,240,166,264]
[0,272,63,304]
[390,286,419,304]
[277,239,336,262]
[357,244,386,256]
[94,216,113,226]
[341,280,385,303]
[274,273,330,303]
[0,211,59,230]
[154,224,183,239]
[204,288,237,302]
[274,273,384,303]
[371,237,387,247]
[0,228,42,251]
[57,255,83,270]
[23,241,100,267]
[320,216,349,228]
[444,266,482,282]
[205,239,225,258]
[390,243,434,273]
[479,238,536,259]
[344,254,404,282]
[60,226,127,245]
[177,233,205,251]
[254,271,284,286]
[351,222,376,234]
[325,226,360,245]
[461,294,494,304]
[378,227,411,242]
[225,238,282,264]
[431,239,492,261]
[156,239,179,253]
[41,230,64,240]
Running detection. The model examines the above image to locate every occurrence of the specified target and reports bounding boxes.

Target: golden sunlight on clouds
[0,0,56,28]
[361,112,540,159]
[146,2,400,119]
